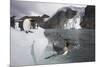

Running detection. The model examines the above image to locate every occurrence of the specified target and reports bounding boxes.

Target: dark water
[41,29,95,64]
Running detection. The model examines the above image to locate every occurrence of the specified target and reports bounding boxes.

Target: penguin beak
[62,50,68,55]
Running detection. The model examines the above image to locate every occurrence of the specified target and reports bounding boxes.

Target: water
[11,28,95,66]
[32,29,95,65]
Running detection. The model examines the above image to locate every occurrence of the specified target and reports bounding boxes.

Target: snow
[31,27,49,64]
[64,16,82,29]
[11,28,35,66]
[10,27,50,66]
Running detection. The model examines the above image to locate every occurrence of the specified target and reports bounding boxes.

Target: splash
[64,6,86,29]
[64,16,81,29]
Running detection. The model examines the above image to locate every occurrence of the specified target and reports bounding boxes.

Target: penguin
[62,40,70,55]
[15,22,20,31]
[10,16,16,28]
[23,18,32,33]
[45,41,69,59]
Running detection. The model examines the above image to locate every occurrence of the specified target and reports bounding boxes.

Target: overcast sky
[11,0,86,19]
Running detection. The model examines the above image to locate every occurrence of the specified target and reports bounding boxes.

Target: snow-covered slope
[11,28,35,66]
[11,27,49,66]
[31,27,49,64]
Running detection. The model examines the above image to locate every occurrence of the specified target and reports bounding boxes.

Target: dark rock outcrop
[18,14,49,30]
[42,7,77,29]
[80,5,95,29]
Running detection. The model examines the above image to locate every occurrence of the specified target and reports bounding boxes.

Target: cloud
[10,0,86,19]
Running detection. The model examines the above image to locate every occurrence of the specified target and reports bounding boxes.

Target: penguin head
[53,41,69,55]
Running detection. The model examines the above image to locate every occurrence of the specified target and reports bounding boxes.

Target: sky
[10,0,86,19]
